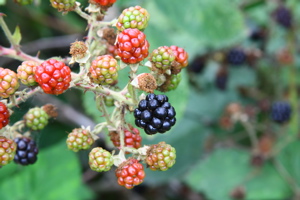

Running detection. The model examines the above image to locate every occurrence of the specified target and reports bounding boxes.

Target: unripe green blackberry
[104,95,115,107]
[24,107,49,131]
[149,46,176,71]
[89,147,114,172]
[14,0,33,5]
[159,73,182,92]
[116,6,150,31]
[66,128,94,152]
[17,61,39,86]
[0,68,20,98]
[89,55,118,85]
[146,142,176,171]
[50,0,76,12]
[0,136,16,167]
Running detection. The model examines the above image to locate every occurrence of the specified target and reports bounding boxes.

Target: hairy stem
[0,15,20,52]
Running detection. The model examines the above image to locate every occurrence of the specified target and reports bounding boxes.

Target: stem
[75,82,135,106]
[240,119,259,149]
[0,15,20,52]
[7,87,42,109]
[95,94,112,125]
[0,46,43,63]
[273,158,300,197]
[119,105,126,149]
[74,5,90,20]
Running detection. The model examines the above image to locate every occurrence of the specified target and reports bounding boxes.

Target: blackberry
[215,71,228,91]
[271,101,291,123]
[14,137,38,166]
[273,6,293,29]
[134,94,176,135]
[226,48,246,66]
[188,55,206,74]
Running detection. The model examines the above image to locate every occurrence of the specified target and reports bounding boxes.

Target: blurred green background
[1,0,300,199]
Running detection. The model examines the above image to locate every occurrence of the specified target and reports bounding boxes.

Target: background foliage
[1,0,300,199]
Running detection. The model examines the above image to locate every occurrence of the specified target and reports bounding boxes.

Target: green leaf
[0,141,94,200]
[184,148,290,200]
[144,0,246,59]
[12,26,21,45]
[0,0,6,5]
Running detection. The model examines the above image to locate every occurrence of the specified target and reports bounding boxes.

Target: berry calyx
[0,68,20,98]
[89,55,118,85]
[109,125,142,152]
[0,136,16,167]
[116,6,150,31]
[35,59,71,95]
[0,102,10,129]
[146,142,176,171]
[134,93,176,135]
[50,0,76,12]
[89,147,114,172]
[17,60,39,86]
[66,128,94,152]
[149,46,176,71]
[24,107,50,131]
[14,137,39,166]
[271,101,291,124]
[116,28,149,64]
[115,158,145,189]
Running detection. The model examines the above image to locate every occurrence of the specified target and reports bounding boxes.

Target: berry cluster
[89,147,114,172]
[271,101,291,124]
[226,48,246,66]
[134,93,176,135]
[0,67,20,98]
[0,136,16,166]
[14,137,39,166]
[66,128,94,152]
[17,61,38,86]
[0,102,10,129]
[24,107,50,131]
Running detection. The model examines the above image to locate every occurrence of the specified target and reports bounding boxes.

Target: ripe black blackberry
[226,48,246,66]
[273,6,293,29]
[14,137,38,166]
[271,101,291,123]
[188,55,206,74]
[134,94,176,135]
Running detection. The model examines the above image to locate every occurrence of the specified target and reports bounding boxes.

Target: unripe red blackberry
[116,28,149,64]
[149,46,176,71]
[89,0,116,8]
[17,61,39,86]
[0,136,16,167]
[89,147,114,172]
[116,6,150,31]
[35,59,71,95]
[0,102,10,129]
[115,158,145,189]
[0,68,20,98]
[14,137,38,166]
[66,128,94,152]
[89,55,118,85]
[146,142,176,171]
[24,107,49,131]
[50,0,76,12]
[109,125,142,152]
[169,45,189,68]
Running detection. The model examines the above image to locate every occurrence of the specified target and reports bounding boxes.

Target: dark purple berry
[148,99,159,110]
[167,107,176,118]
[14,137,38,166]
[134,109,142,119]
[271,101,291,123]
[141,110,152,122]
[154,107,167,119]
[138,99,148,110]
[146,93,156,101]
[151,117,162,128]
[273,6,293,29]
[145,124,157,135]
[156,94,167,104]
[161,121,171,131]
[161,102,171,109]
[169,117,176,126]
[227,48,246,66]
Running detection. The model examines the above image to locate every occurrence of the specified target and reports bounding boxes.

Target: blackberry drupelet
[226,48,246,66]
[271,101,291,123]
[134,94,176,135]
[14,137,38,166]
